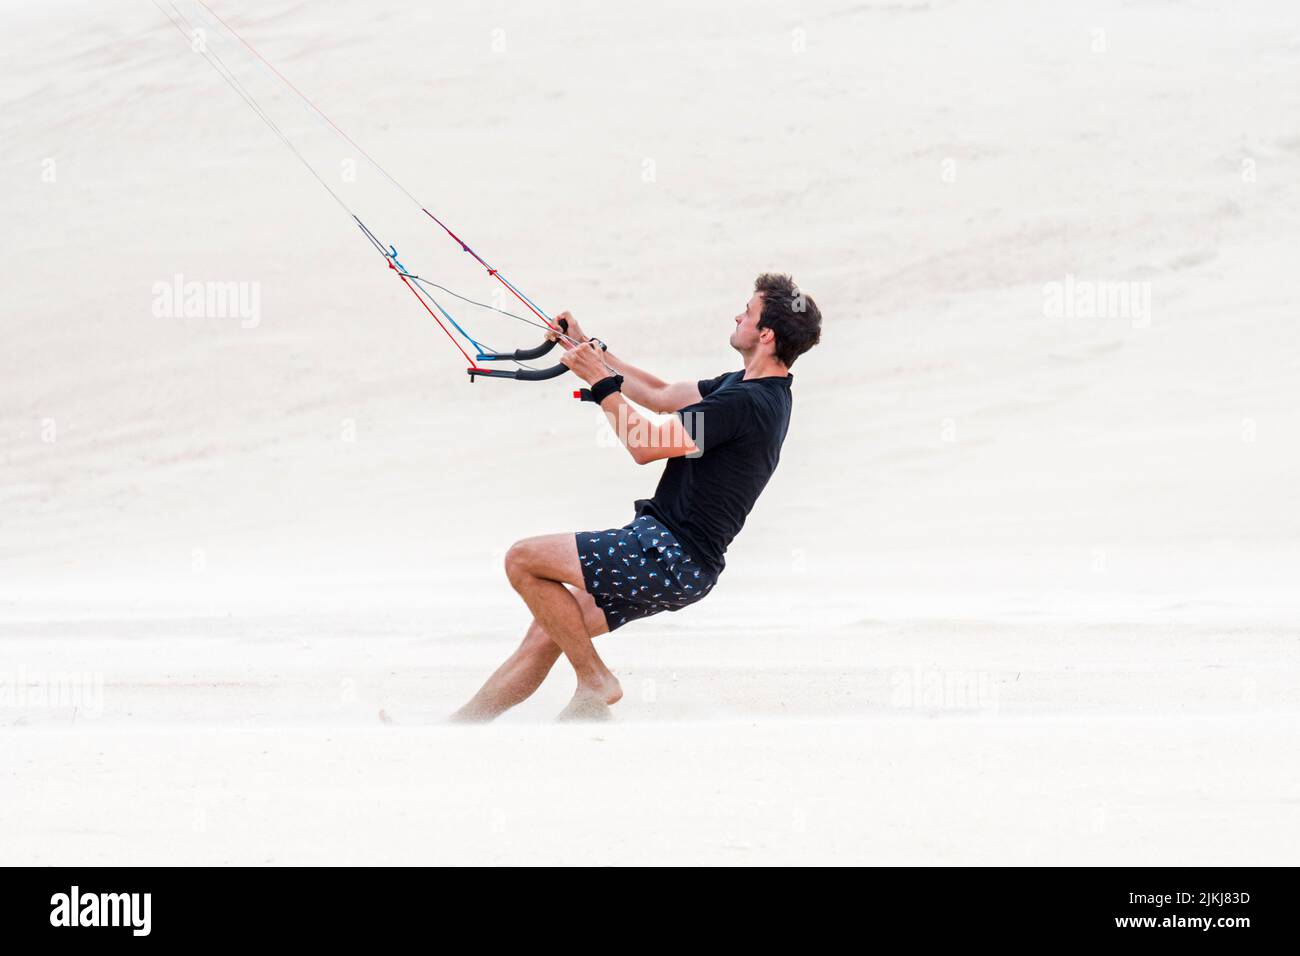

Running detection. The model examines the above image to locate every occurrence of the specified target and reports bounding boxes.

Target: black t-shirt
[635,370,793,575]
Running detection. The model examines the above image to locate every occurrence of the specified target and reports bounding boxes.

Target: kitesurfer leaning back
[452,273,822,721]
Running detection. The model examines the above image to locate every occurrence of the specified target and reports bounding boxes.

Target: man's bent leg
[451,588,608,722]
[503,533,623,719]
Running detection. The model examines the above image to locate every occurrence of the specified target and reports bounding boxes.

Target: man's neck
[741,352,790,380]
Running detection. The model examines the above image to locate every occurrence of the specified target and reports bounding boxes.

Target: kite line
[153,0,580,381]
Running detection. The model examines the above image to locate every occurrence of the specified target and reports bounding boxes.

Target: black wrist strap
[574,374,624,404]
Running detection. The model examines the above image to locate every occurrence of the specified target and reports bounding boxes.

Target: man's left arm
[598,392,697,465]
[561,341,698,465]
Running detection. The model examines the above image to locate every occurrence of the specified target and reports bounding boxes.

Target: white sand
[2,0,1298,864]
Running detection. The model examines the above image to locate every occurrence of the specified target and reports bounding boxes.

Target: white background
[1,0,1297,863]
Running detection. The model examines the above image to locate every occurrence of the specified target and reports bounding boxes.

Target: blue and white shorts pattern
[576,516,718,631]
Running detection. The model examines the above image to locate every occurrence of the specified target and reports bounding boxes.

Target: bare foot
[557,675,623,722]
[448,704,496,724]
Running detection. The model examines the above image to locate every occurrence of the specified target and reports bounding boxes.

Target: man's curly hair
[755,273,822,367]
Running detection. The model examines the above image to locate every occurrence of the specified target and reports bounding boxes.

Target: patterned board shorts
[575,515,719,631]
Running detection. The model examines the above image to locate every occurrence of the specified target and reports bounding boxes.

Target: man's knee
[503,539,535,589]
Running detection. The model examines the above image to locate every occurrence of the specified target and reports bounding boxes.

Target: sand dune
[2,0,1298,864]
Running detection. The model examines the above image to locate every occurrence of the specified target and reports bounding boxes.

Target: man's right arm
[549,311,702,412]
[602,350,702,412]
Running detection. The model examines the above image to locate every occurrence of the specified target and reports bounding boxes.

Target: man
[452,273,822,721]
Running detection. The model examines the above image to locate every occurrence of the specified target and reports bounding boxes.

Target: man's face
[730,292,765,354]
